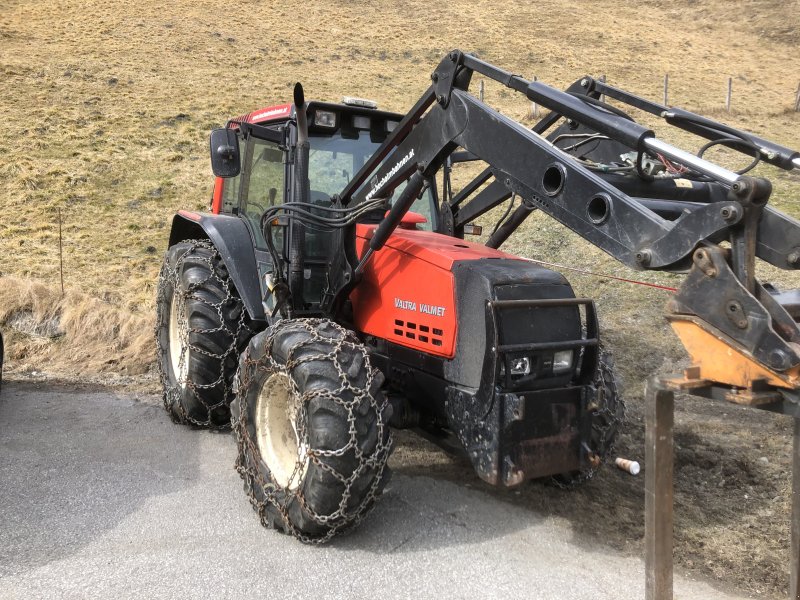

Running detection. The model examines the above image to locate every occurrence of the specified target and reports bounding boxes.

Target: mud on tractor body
[157,50,800,542]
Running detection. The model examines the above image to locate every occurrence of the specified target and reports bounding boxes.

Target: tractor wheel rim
[255,372,307,490]
[168,291,190,388]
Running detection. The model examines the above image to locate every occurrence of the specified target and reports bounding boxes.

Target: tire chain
[233,318,393,544]
[552,350,625,488]
[155,239,253,429]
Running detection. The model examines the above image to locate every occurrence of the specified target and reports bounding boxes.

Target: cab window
[241,137,285,248]
[309,130,436,231]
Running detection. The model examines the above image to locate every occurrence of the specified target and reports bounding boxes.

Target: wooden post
[726,77,732,113]
[663,73,669,107]
[529,76,539,119]
[599,74,606,103]
[645,378,674,600]
[479,79,484,103]
[794,81,800,112]
[58,207,64,295]
[791,417,800,599]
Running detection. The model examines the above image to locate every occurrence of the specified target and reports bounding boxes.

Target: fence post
[663,73,669,107]
[726,77,732,113]
[645,378,675,600]
[479,79,484,102]
[58,207,64,295]
[795,81,800,112]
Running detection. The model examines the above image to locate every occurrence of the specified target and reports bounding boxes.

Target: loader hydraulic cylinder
[356,169,426,274]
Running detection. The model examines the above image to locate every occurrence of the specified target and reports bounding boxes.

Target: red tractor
[157,51,800,542]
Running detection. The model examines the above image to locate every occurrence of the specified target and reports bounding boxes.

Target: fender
[168,210,266,322]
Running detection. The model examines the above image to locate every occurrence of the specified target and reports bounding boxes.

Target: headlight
[510,356,531,376]
[552,350,573,373]
[352,115,371,130]
[314,110,337,128]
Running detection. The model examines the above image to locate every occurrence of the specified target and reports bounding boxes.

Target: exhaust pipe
[288,83,309,311]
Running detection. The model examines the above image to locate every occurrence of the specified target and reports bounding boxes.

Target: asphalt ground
[0,380,752,600]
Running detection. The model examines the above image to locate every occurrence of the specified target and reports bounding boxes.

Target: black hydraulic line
[490,194,516,236]
[697,138,761,175]
[442,158,453,205]
[666,108,799,170]
[260,200,384,230]
[598,173,727,203]
[486,201,537,249]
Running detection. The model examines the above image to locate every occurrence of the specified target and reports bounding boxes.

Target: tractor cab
[209,97,438,313]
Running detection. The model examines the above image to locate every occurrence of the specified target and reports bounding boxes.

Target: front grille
[488,297,599,389]
[393,319,444,348]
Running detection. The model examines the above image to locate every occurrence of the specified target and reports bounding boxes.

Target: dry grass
[1,0,800,596]
[0,276,153,377]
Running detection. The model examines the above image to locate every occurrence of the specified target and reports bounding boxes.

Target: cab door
[235,123,289,312]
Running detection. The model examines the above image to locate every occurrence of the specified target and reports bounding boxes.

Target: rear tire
[232,318,392,543]
[155,239,253,428]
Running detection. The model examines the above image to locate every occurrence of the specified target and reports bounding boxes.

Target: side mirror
[209,128,241,178]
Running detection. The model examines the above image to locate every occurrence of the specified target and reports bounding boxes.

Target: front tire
[155,239,252,428]
[553,349,623,486]
[232,318,392,543]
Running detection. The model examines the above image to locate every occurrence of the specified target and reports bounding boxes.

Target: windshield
[309,130,435,229]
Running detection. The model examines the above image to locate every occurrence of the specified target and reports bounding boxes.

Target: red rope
[519,257,678,292]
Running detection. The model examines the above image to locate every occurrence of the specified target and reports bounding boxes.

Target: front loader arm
[326,50,800,412]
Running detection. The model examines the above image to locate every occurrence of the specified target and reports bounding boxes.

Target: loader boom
[323,50,800,415]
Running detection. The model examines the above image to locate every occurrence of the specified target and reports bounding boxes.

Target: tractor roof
[228,101,404,128]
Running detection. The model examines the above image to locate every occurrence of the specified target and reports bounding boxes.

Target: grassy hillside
[1,0,800,595]
[1,0,798,309]
[3,0,798,383]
